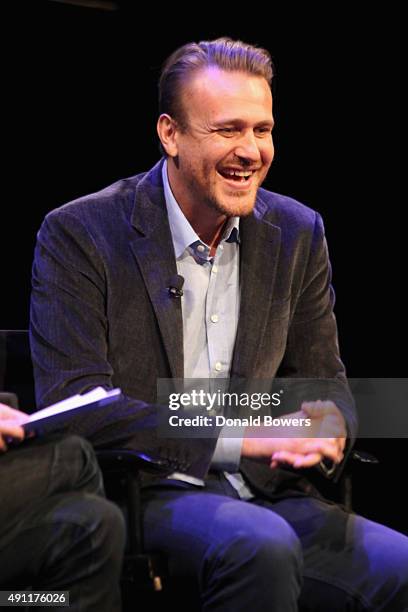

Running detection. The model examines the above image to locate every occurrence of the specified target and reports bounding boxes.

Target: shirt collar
[162,159,240,259]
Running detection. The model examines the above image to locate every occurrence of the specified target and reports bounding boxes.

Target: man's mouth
[218,168,256,183]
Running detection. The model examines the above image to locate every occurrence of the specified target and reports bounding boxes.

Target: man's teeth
[224,169,253,177]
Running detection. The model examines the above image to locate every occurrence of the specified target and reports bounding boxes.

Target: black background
[3,1,406,533]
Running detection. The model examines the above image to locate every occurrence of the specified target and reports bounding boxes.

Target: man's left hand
[270,400,346,469]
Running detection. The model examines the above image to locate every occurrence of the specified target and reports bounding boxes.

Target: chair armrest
[96,449,170,473]
[96,448,168,589]
[350,449,379,464]
[0,392,19,409]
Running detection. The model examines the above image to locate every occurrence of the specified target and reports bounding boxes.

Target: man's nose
[234,131,261,162]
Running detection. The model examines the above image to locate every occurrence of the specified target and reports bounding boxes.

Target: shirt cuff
[166,473,205,486]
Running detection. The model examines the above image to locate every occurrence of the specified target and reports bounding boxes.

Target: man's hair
[158,37,275,129]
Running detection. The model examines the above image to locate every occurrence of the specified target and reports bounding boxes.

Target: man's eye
[217,128,236,136]
[256,127,272,135]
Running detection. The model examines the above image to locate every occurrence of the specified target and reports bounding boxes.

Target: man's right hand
[0,403,28,452]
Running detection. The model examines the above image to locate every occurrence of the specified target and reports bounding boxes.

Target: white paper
[28,387,121,423]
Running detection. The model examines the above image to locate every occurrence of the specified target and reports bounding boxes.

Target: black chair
[0,330,36,412]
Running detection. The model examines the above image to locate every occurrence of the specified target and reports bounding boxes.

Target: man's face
[165,67,274,218]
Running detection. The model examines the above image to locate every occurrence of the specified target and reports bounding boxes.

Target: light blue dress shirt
[162,160,253,498]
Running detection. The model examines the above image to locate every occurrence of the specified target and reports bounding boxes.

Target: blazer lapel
[129,161,184,379]
[231,197,282,378]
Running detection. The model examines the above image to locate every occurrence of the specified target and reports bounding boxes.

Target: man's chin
[212,193,257,218]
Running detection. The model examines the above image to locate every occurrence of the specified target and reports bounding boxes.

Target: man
[0,399,125,611]
[30,38,408,610]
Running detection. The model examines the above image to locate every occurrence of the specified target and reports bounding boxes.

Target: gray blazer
[30,159,357,495]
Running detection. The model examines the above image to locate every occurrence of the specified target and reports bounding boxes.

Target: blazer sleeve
[30,209,217,479]
[277,211,358,480]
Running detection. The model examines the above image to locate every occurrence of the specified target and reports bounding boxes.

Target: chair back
[0,330,36,412]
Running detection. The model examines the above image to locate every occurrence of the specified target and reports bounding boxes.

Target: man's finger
[271,450,323,469]
[292,453,323,468]
[0,422,25,440]
[303,440,341,463]
[271,450,322,466]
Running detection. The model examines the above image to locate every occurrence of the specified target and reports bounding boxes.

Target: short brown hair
[159,37,274,129]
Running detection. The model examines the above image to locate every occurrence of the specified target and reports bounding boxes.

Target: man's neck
[167,159,228,254]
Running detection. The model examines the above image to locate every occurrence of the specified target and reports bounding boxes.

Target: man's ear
[157,114,179,157]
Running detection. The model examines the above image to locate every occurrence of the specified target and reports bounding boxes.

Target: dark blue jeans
[143,473,408,611]
[0,435,126,611]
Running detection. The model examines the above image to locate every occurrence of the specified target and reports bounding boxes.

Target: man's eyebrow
[257,119,275,129]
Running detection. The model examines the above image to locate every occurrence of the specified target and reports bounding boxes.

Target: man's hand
[241,402,346,470]
[270,400,346,469]
[0,403,29,452]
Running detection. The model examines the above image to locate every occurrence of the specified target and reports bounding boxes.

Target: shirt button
[210,314,219,323]
[212,265,218,274]
[219,244,224,251]
[214,362,222,372]
[197,244,205,253]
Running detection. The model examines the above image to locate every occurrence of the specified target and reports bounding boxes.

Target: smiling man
[30,38,408,610]
[158,65,274,230]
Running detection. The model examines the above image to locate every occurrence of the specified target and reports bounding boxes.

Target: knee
[56,435,104,495]
[59,494,127,578]
[208,510,303,580]
[236,519,301,573]
[198,509,303,608]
